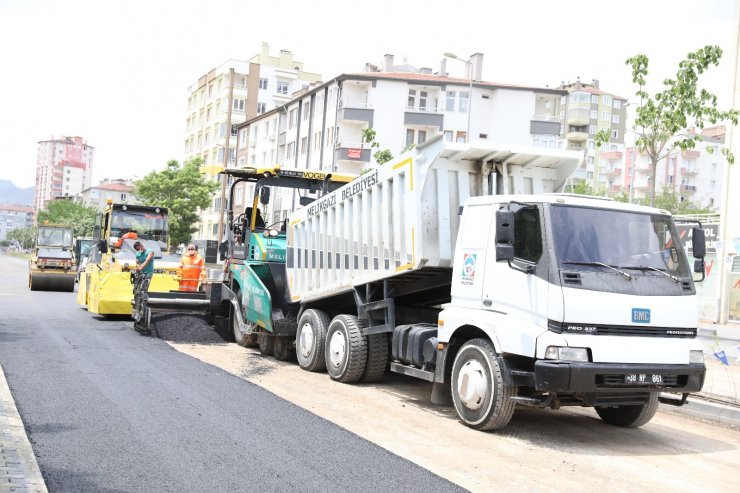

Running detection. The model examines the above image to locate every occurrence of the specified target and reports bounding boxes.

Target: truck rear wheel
[451,338,516,431]
[595,393,659,428]
[231,289,248,346]
[258,333,274,356]
[296,309,330,372]
[361,333,388,383]
[325,315,367,383]
[273,336,296,361]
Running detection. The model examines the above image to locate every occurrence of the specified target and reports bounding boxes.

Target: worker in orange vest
[114,229,138,249]
[178,243,205,292]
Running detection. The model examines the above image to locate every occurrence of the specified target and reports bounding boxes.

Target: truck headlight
[689,350,704,364]
[544,346,589,362]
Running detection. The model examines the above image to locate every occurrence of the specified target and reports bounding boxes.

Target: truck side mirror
[495,209,515,262]
[691,227,706,259]
[260,186,271,205]
[99,239,108,254]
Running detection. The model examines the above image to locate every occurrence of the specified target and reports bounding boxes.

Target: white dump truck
[286,135,707,431]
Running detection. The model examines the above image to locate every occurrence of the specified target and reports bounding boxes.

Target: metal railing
[531,114,562,123]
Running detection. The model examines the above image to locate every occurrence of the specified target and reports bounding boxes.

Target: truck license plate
[624,373,662,384]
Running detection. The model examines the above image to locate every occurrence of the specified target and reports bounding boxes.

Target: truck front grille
[548,320,696,338]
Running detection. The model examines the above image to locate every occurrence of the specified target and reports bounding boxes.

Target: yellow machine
[77,201,180,315]
[29,225,76,292]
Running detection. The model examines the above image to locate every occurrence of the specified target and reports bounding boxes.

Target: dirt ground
[169,341,740,493]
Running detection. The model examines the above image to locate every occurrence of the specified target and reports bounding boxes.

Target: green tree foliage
[361,127,394,165]
[36,199,97,237]
[7,226,35,249]
[566,180,604,196]
[134,157,219,247]
[630,187,712,215]
[597,45,738,206]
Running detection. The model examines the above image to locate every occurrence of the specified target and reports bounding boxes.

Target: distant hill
[0,180,34,206]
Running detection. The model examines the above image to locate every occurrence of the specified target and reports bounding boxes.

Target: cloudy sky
[0,0,736,188]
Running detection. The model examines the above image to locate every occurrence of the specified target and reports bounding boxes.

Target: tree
[361,127,394,165]
[7,226,35,250]
[597,45,738,206]
[134,157,220,247]
[36,199,97,237]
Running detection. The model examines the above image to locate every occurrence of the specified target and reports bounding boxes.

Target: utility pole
[216,67,235,245]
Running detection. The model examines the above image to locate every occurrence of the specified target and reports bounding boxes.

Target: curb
[665,393,740,428]
[0,364,48,493]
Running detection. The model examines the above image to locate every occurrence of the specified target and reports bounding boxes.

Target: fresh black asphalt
[0,255,466,492]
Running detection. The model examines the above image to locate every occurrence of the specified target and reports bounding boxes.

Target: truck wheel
[258,333,274,356]
[451,338,516,431]
[230,289,247,346]
[273,336,296,362]
[361,333,388,383]
[325,315,367,383]
[595,393,659,428]
[296,309,330,372]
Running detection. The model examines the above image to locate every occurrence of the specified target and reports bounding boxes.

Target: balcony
[634,181,653,191]
[605,167,622,177]
[681,167,698,176]
[608,185,622,193]
[338,101,374,126]
[681,149,700,159]
[680,185,697,193]
[601,150,623,160]
[566,130,588,142]
[530,115,561,136]
[566,108,591,126]
[404,106,443,128]
[335,142,371,163]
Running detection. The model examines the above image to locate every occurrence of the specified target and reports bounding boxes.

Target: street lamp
[444,52,474,143]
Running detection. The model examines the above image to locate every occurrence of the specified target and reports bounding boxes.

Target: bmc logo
[632,308,651,324]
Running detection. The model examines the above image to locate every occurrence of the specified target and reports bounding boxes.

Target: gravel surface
[151,313,226,344]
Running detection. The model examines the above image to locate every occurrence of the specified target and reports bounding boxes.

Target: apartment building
[233,54,567,224]
[624,126,727,209]
[0,204,33,241]
[184,43,321,241]
[78,179,139,211]
[551,79,627,191]
[34,136,94,213]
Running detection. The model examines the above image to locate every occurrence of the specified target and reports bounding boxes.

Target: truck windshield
[38,227,73,247]
[111,210,167,242]
[551,205,690,278]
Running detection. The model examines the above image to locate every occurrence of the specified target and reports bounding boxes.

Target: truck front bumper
[534,361,706,393]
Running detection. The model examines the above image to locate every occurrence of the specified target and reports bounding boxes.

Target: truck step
[389,362,435,382]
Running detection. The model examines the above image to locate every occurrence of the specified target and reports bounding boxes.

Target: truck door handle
[483,299,492,306]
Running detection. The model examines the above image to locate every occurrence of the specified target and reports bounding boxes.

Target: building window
[259,78,268,90]
[235,186,243,205]
[591,95,598,104]
[229,149,236,163]
[212,223,218,236]
[405,129,414,147]
[419,91,427,111]
[277,81,289,95]
[711,180,716,189]
[589,125,596,135]
[456,131,467,143]
[602,95,612,106]
[300,137,308,154]
[407,89,416,109]
[231,125,238,137]
[459,92,469,112]
[613,100,621,109]
[532,134,557,148]
[287,142,295,159]
[590,110,597,120]
[121,193,127,201]
[257,102,266,114]
[612,114,620,124]
[303,102,310,120]
[233,99,245,112]
[444,130,453,142]
[417,130,427,144]
[239,129,247,148]
[446,91,456,111]
[588,140,595,150]
[611,129,619,139]
[711,162,717,172]
[602,111,610,121]
[479,133,488,139]
[289,109,298,128]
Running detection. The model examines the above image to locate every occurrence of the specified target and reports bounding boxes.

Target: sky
[0,0,736,189]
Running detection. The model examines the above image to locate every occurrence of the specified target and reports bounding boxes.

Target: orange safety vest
[114,231,138,248]
[178,253,205,292]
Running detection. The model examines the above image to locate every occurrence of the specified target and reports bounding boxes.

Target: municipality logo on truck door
[461,253,476,286]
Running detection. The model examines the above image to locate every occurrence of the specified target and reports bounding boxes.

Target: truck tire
[325,315,368,383]
[258,333,274,356]
[296,309,330,372]
[451,338,516,431]
[230,289,247,346]
[361,333,388,383]
[273,336,296,361]
[595,393,659,428]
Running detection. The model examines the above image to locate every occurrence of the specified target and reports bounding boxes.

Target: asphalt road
[0,254,465,493]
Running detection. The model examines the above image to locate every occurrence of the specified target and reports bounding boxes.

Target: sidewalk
[0,365,47,493]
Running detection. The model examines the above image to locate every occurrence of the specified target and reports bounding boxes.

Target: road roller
[28,225,76,292]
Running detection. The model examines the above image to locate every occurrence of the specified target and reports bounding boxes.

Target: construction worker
[178,243,205,292]
[133,240,154,292]
[114,229,138,249]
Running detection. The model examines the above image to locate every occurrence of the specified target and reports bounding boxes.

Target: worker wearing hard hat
[178,244,205,292]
